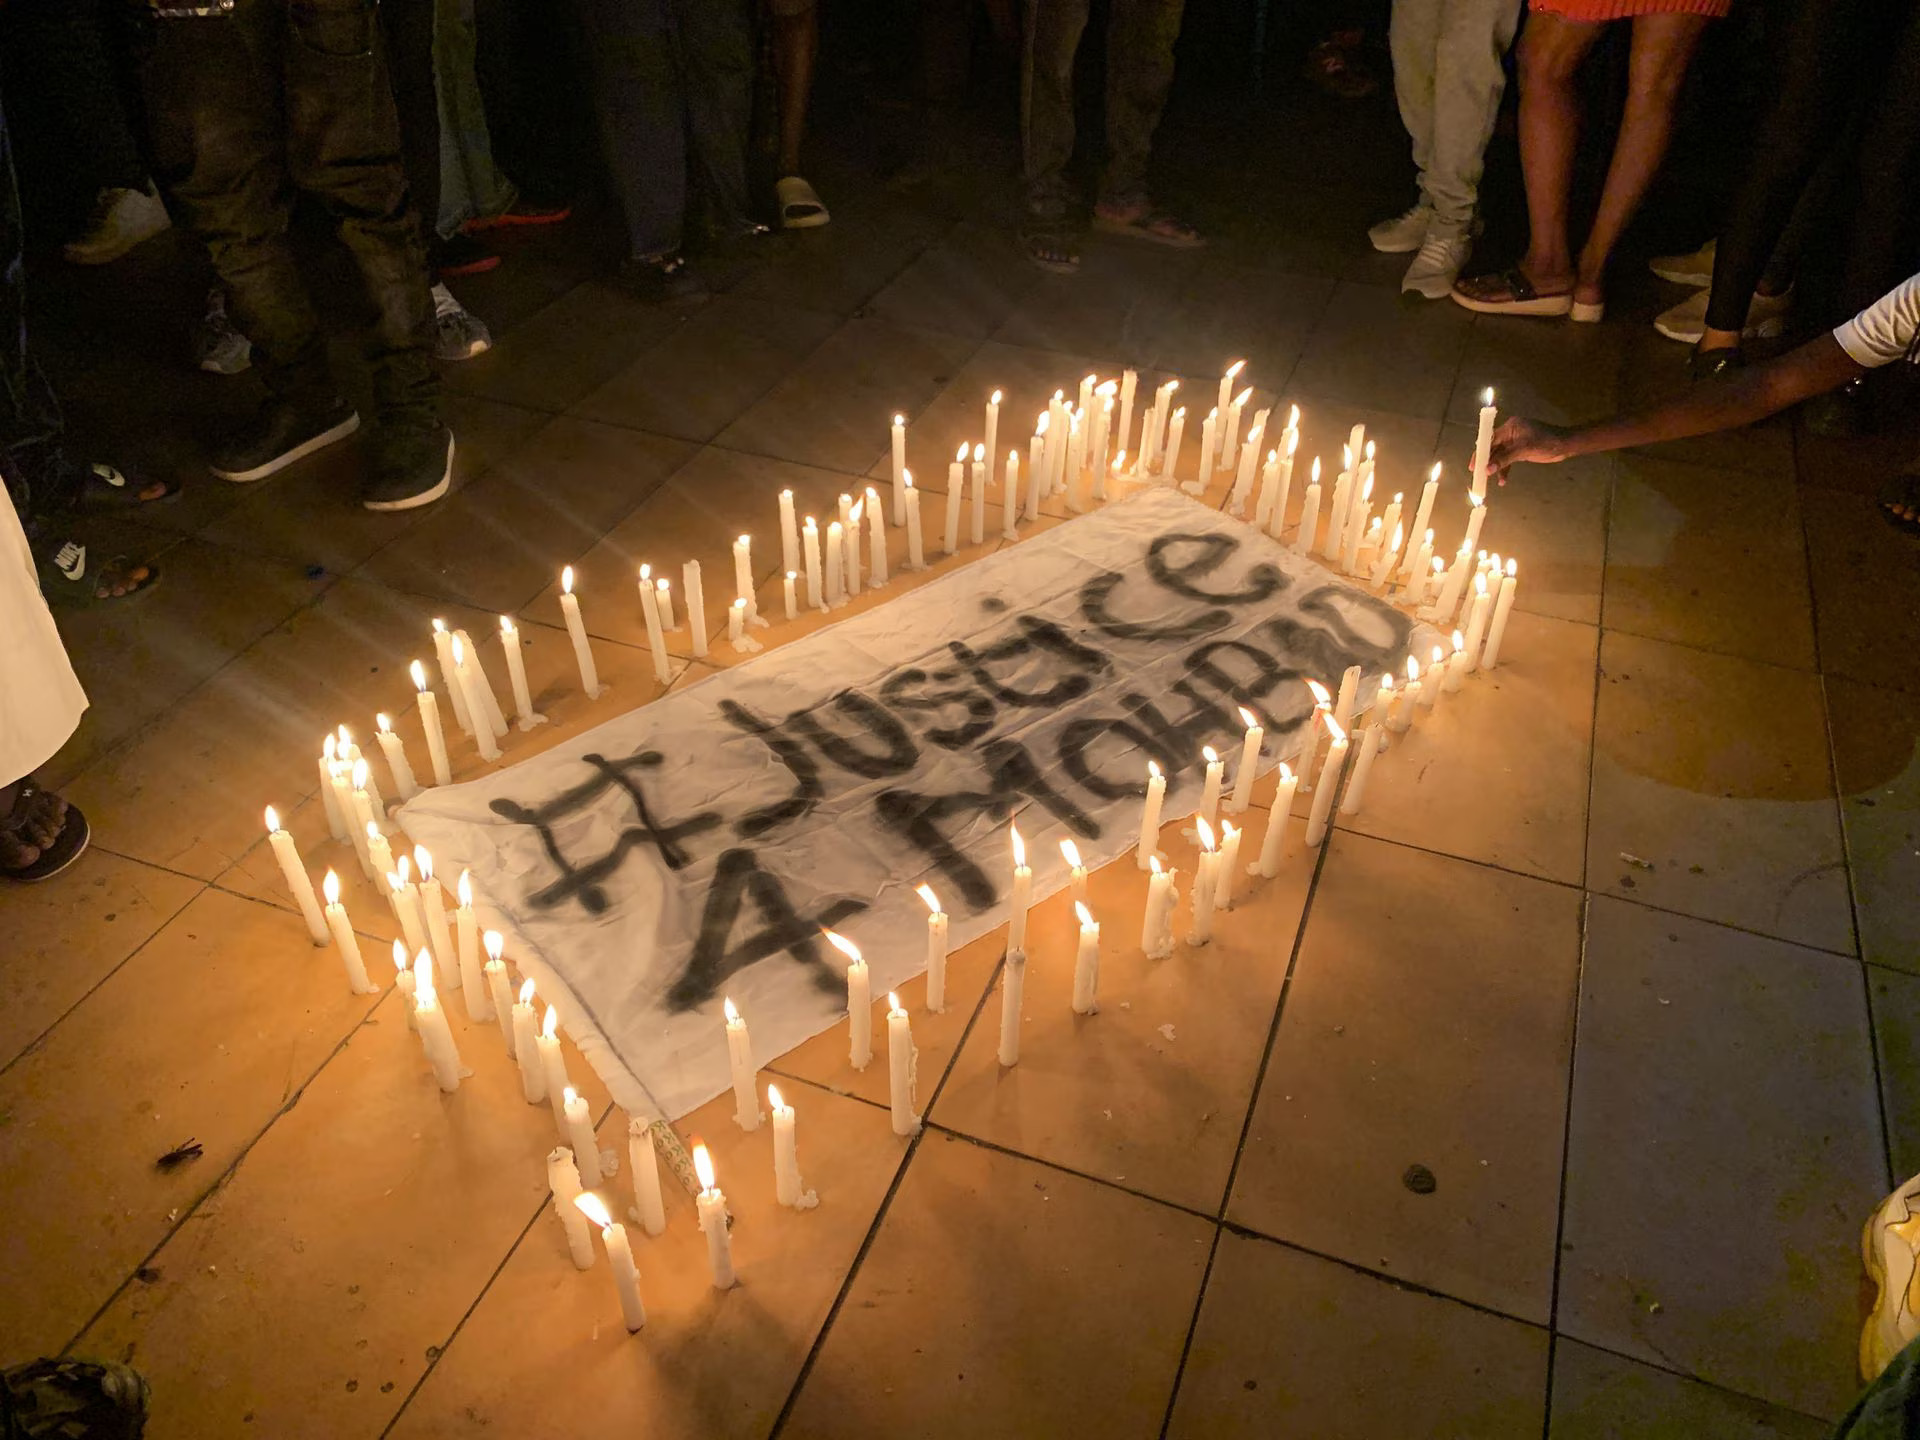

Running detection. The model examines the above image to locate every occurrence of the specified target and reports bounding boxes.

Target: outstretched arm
[1490,334,1866,476]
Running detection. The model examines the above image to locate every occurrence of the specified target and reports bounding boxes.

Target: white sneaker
[1402,229,1473,300]
[432,283,492,362]
[63,184,172,266]
[1652,285,1792,345]
[1863,1174,1920,1381]
[1368,202,1432,254]
[195,288,252,375]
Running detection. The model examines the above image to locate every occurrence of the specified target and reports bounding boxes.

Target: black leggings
[1839,3,1920,316]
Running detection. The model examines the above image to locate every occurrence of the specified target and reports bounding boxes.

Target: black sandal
[0,781,91,882]
[1021,220,1081,274]
[36,538,160,605]
[1879,472,1920,539]
[69,460,179,513]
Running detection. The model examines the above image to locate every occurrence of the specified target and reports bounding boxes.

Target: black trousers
[136,0,437,425]
[0,93,68,529]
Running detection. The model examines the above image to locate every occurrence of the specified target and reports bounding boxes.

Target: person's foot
[1879,470,1920,537]
[617,253,708,308]
[361,419,453,512]
[1368,202,1431,254]
[210,396,360,483]
[1401,227,1472,300]
[196,287,252,375]
[1021,218,1081,273]
[0,781,91,882]
[432,283,492,361]
[1452,264,1575,317]
[63,183,171,265]
[1648,237,1716,288]
[1688,343,1746,382]
[1653,286,1792,345]
[1091,198,1205,248]
[431,233,500,277]
[37,537,159,603]
[463,200,573,233]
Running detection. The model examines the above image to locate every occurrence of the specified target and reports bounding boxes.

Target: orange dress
[1530,0,1731,16]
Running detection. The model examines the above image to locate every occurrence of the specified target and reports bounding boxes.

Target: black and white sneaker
[210,397,359,482]
[362,421,454,512]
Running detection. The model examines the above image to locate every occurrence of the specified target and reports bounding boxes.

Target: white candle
[1482,559,1519,668]
[1259,411,1298,532]
[410,660,452,786]
[1403,463,1442,582]
[1197,745,1224,834]
[944,444,966,555]
[1401,528,1435,600]
[490,622,534,734]
[557,567,603,697]
[450,636,501,762]
[1092,387,1116,491]
[414,848,460,986]
[728,599,747,647]
[1420,645,1445,709]
[564,1085,603,1182]
[1215,358,1244,431]
[890,416,907,525]
[653,575,678,633]
[1151,379,1179,466]
[546,1146,595,1271]
[1471,388,1497,501]
[320,870,375,993]
[388,866,428,958]
[1136,759,1166,868]
[1222,387,1252,470]
[997,947,1026,1066]
[1214,820,1243,908]
[1253,764,1297,878]
[827,930,871,1069]
[902,478,925,571]
[1226,706,1264,813]
[372,713,420,801]
[684,558,710,658]
[391,939,416,1032]
[1304,717,1348,847]
[451,629,509,740]
[454,871,486,1017]
[1027,417,1046,518]
[1462,491,1489,559]
[1322,451,1353,559]
[483,931,512,1046]
[1339,725,1381,814]
[783,570,798,621]
[1118,369,1138,456]
[1139,856,1175,957]
[824,520,845,605]
[512,980,545,1102]
[263,806,329,944]
[1160,406,1186,481]
[693,1143,737,1289]
[366,821,393,886]
[722,996,760,1131]
[767,1084,815,1208]
[1060,838,1088,905]
[802,516,825,606]
[1462,573,1494,673]
[1342,474,1374,574]
[1195,408,1218,491]
[727,538,754,622]
[781,485,801,572]
[970,444,987,544]
[1187,820,1221,944]
[316,736,348,840]
[1071,902,1101,1014]
[412,949,464,1093]
[1006,822,1033,954]
[1388,658,1422,733]
[865,489,889,586]
[1000,450,1021,540]
[1228,423,1263,514]
[1428,543,1473,622]
[844,500,863,597]
[1292,458,1322,555]
[431,618,474,735]
[538,1005,572,1133]
[574,1192,645,1331]
[1367,674,1394,753]
[628,1117,667,1235]
[983,389,1002,479]
[886,992,919,1135]
[917,884,949,1013]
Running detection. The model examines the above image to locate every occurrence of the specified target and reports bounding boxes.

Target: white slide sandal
[776,175,830,230]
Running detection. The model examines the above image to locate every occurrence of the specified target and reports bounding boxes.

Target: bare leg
[1572,12,1714,306]
[1514,12,1605,295]
[772,2,817,178]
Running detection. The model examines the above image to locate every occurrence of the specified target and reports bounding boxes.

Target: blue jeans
[433,0,517,238]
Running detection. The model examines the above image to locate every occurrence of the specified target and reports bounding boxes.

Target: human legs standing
[768,0,830,228]
[577,0,688,262]
[1508,11,1604,299]
[672,0,755,240]
[1092,0,1201,244]
[1021,0,1092,225]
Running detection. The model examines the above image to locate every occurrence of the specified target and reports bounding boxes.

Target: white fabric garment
[1833,271,1920,368]
[0,499,86,782]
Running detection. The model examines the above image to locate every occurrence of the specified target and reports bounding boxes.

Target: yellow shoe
[1862,1175,1920,1381]
[1649,237,1716,287]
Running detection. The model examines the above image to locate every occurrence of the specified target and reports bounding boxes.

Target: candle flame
[1468,490,1485,510]
[972,443,985,462]
[542,1005,558,1040]
[1059,838,1082,869]
[1390,522,1403,551]
[1433,556,1446,575]
[693,1141,717,1193]
[804,513,817,530]
[1203,745,1219,765]
[352,758,369,792]
[656,577,670,596]
[1506,557,1517,577]
[1164,380,1179,395]
[432,618,449,636]
[823,929,863,966]
[323,870,340,905]
[888,990,905,1016]
[1172,405,1186,420]
[561,565,575,595]
[956,443,969,462]
[1307,678,1331,705]
[519,978,536,1006]
[1342,444,1352,470]
[724,996,740,1024]
[413,845,433,881]
[1365,440,1376,460]
[338,724,354,748]
[1475,573,1489,596]
[767,1082,786,1110]
[450,634,464,667]
[1075,901,1094,928]
[1326,715,1347,744]
[731,598,746,614]
[1483,386,1495,406]
[1278,761,1294,781]
[893,413,904,427]
[1037,413,1049,435]
[917,883,941,914]
[323,733,336,761]
[1239,706,1258,729]
[1233,386,1253,408]
[458,869,473,908]
[990,389,1003,405]
[1197,818,1216,852]
[1360,475,1373,502]
[1096,379,1117,396]
[397,855,412,884]
[366,820,380,845]
[387,870,404,896]
[484,929,504,962]
[392,938,408,975]
[1367,517,1381,537]
[1310,455,1321,482]
[264,804,281,833]
[574,1192,612,1229]
[1010,823,1025,868]
[1379,672,1394,695]
[1207,406,1219,422]
[1432,645,1445,666]
[563,1084,579,1108]
[380,711,398,736]
[849,499,863,525]
[1221,820,1237,841]
[410,659,428,692]
[901,473,913,492]
[1151,855,1163,876]
[1111,450,1126,472]
[413,947,435,1004]
[1148,759,1161,779]
[1408,656,1421,682]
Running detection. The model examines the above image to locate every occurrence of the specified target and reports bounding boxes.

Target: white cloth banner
[400,488,1429,1121]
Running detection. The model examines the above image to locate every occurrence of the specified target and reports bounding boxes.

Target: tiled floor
[5,72,1917,1439]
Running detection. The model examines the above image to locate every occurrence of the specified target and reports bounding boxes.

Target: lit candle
[1323,448,1353,560]
[483,931,513,1048]
[1117,369,1138,456]
[412,846,459,989]
[1301,677,1335,789]
[1339,724,1381,815]
[720,996,761,1132]
[783,570,798,621]
[917,884,949,1013]
[803,516,825,607]
[692,1142,737,1289]
[1463,490,1489,557]
[1060,838,1088,904]
[1368,673,1394,754]
[391,939,416,1031]
[574,1193,645,1331]
[1189,819,1221,944]
[1260,415,1299,536]
[448,637,500,762]
[767,1083,816,1208]
[557,567,603,697]
[371,713,419,801]
[654,576,678,633]
[321,870,375,993]
[546,1146,595,1271]
[1151,379,1179,467]
[890,416,907,525]
[970,444,986,544]
[1195,407,1218,492]
[1403,463,1442,582]
[983,389,1002,480]
[944,444,966,555]
[1006,823,1033,954]
[865,488,889,586]
[903,477,925,571]
[1142,856,1178,958]
[827,930,871,1070]
[263,806,328,944]
[1136,759,1166,869]
[512,980,545,1102]
[1292,457,1322,556]
[317,735,348,840]
[1196,745,1224,834]
[410,660,452,786]
[1000,450,1021,540]
[1214,820,1243,908]
[1400,528,1434,601]
[388,866,428,962]
[538,1005,571,1132]
[491,621,536,733]
[451,630,509,740]
[1303,717,1348,847]
[998,946,1026,1067]
[1428,542,1473,623]
[1462,573,1494,673]
[843,498,863,597]
[366,820,393,885]
[1342,473,1374,574]
[564,1085,603,1182]
[1253,763,1297,878]
[1215,358,1245,431]
[1071,902,1101,1014]
[825,519,845,605]
[412,949,463,1093]
[455,871,487,1018]
[1421,645,1445,709]
[728,599,748,648]
[1092,386,1116,490]
[1471,388,1497,502]
[1228,420,1263,514]
[431,618,474,735]
[1388,657,1421,733]
[1160,406,1186,481]
[885,991,919,1135]
[342,763,379,882]
[1370,497,1404,587]
[684,558,710,658]
[781,486,801,573]
[1482,559,1520,667]
[628,1116,667,1235]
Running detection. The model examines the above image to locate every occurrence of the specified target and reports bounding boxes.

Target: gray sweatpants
[1388,0,1522,233]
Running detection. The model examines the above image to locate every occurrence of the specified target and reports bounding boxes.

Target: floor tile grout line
[1538,889,1594,1439]
[1552,1329,1841,1428]
[57,983,401,1359]
[763,947,1007,1439]
[1154,1226,1224,1440]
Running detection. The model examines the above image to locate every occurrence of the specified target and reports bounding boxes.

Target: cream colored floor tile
[1334,609,1597,886]
[0,889,380,1360]
[930,808,1314,1214]
[1445,314,1624,427]
[1604,454,1815,669]
[1828,676,1920,972]
[387,1086,905,1440]
[78,956,613,1440]
[866,220,1045,341]
[779,1136,1211,1440]
[1869,964,1920,1181]
[1443,424,1609,626]
[1166,1231,1549,1439]
[442,278,681,414]
[1587,631,1852,954]
[0,851,203,1070]
[1288,281,1475,420]
[1805,487,1920,697]
[1547,1339,1829,1440]
[1229,832,1580,1323]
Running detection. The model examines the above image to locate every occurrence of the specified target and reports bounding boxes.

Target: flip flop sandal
[0,783,90,882]
[71,460,179,513]
[1020,222,1081,274]
[1303,38,1378,99]
[1450,267,1574,317]
[1091,206,1206,249]
[37,538,161,605]
[776,175,830,230]
[1878,473,1920,538]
